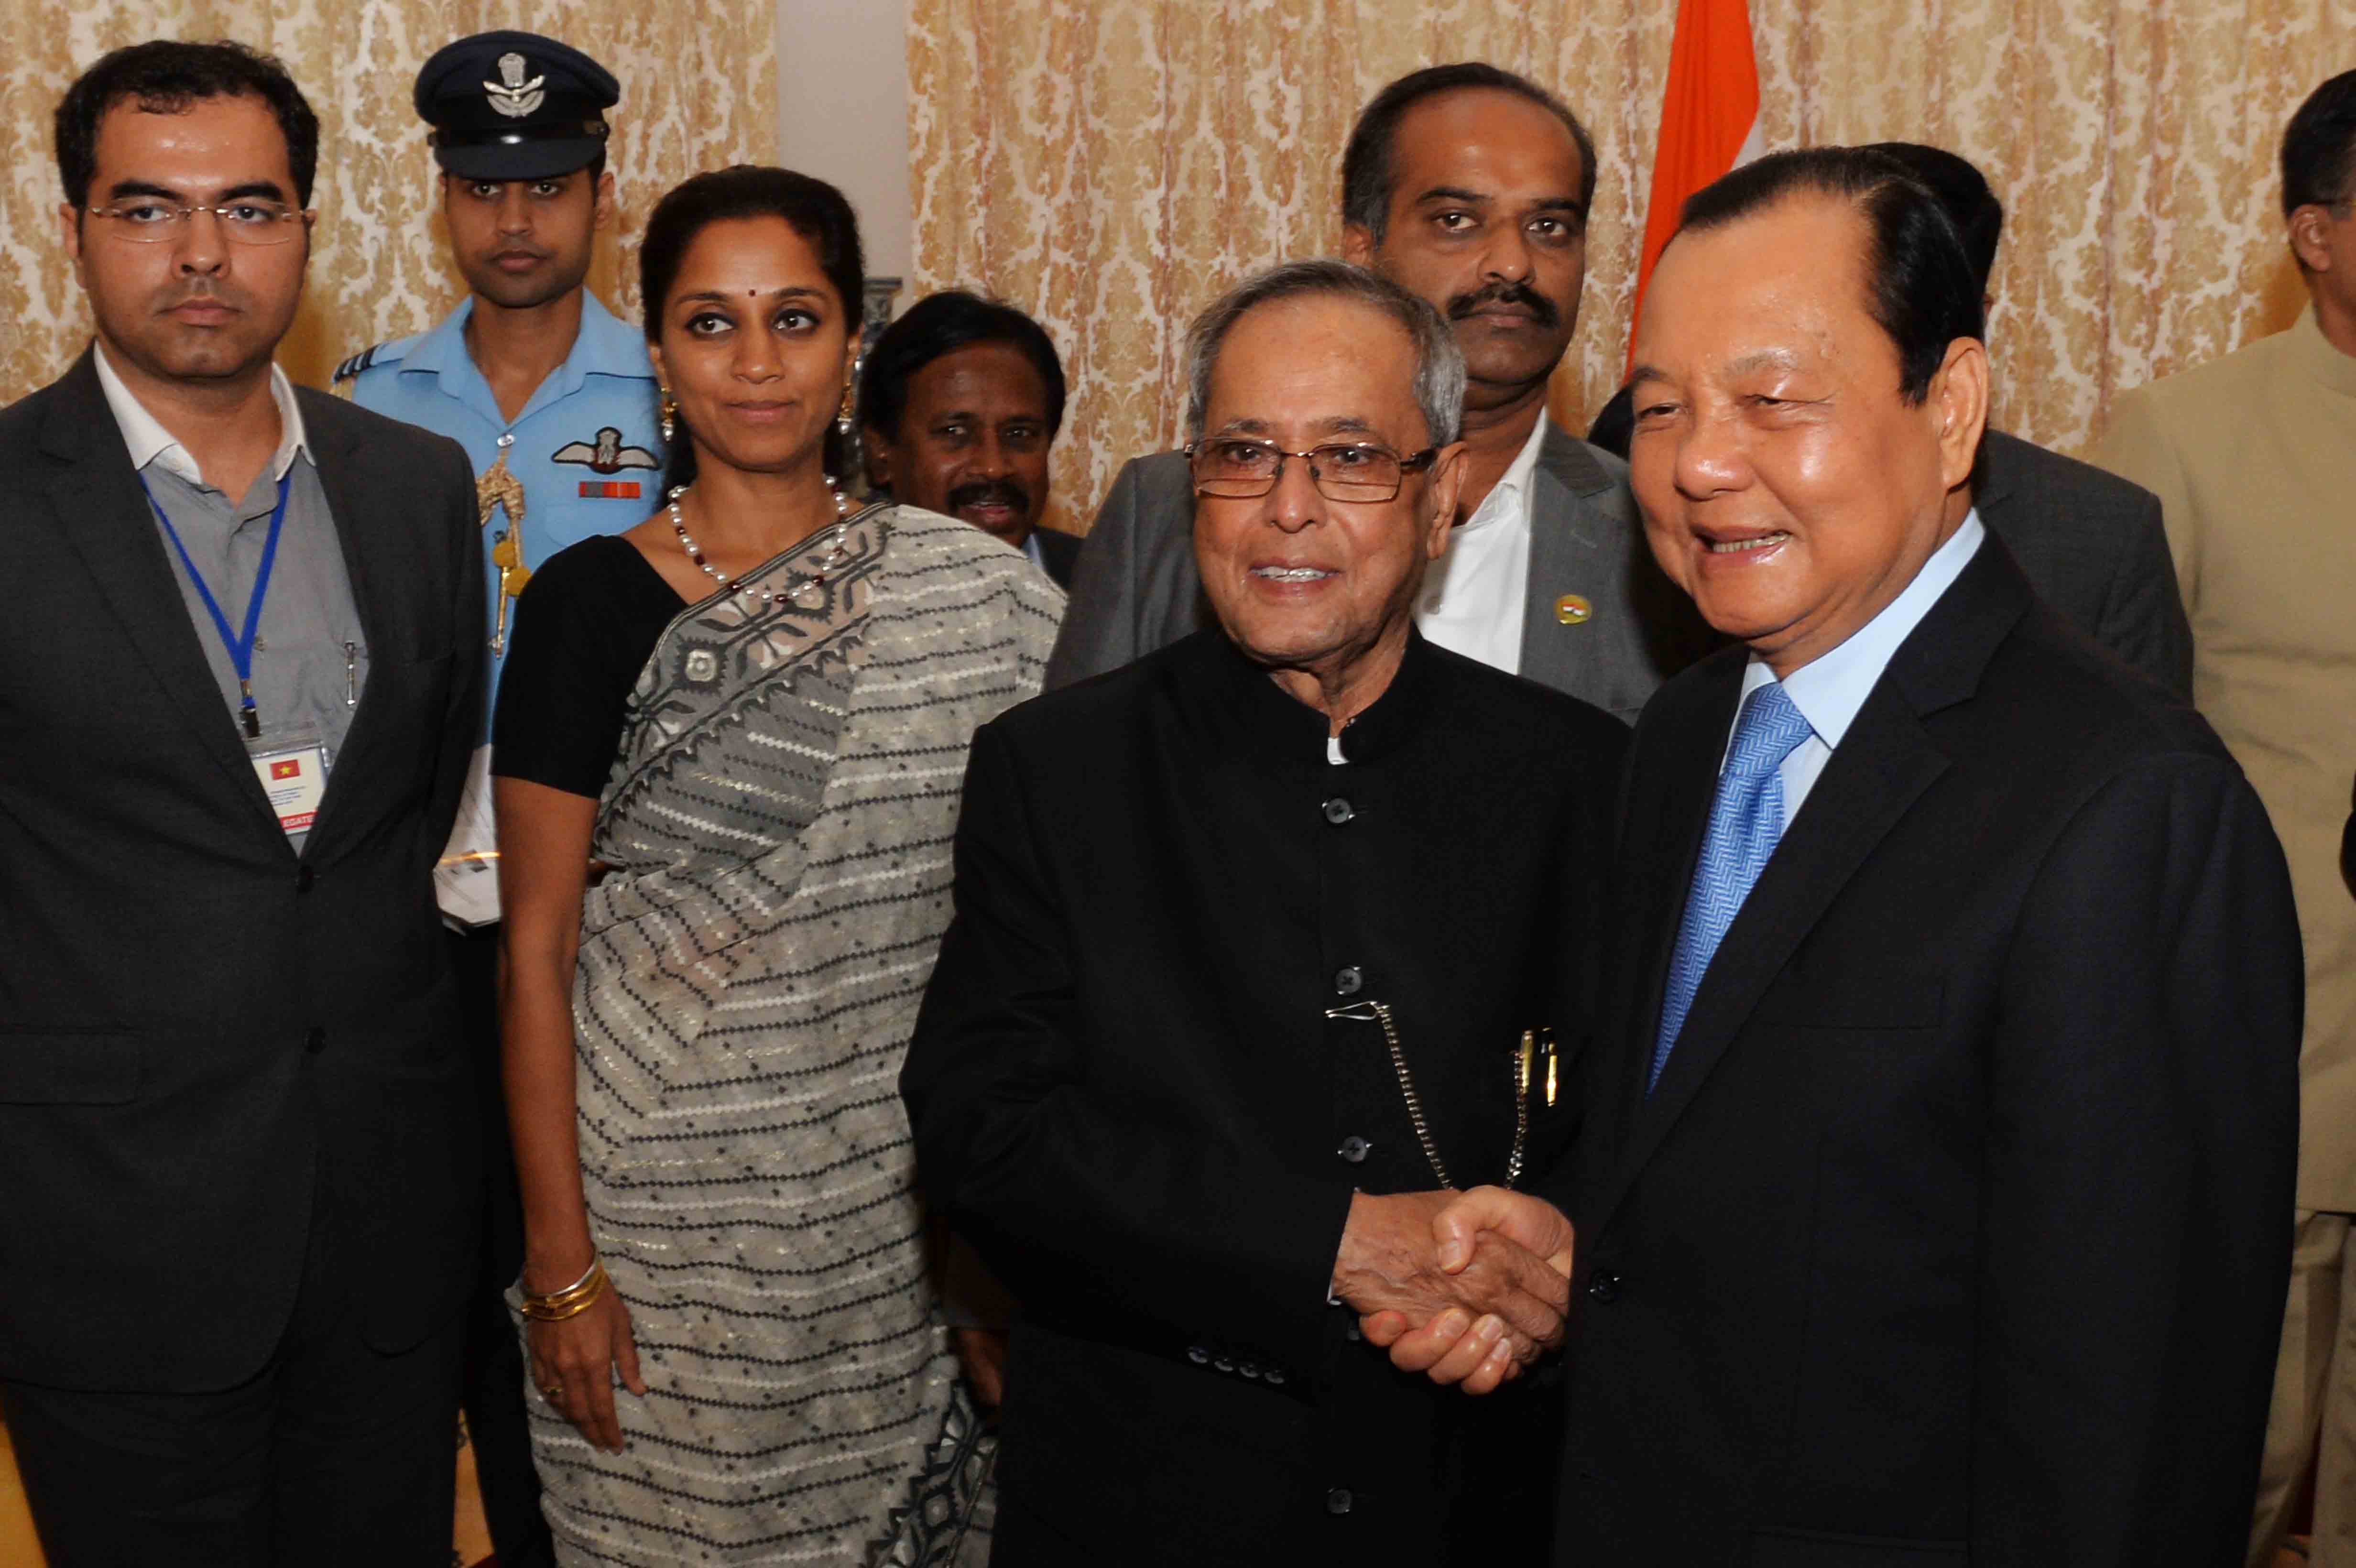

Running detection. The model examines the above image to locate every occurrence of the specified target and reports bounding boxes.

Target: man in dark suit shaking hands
[1381,148,2306,1564]
[0,41,484,1565]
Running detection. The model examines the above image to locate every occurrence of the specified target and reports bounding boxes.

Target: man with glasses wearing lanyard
[0,40,483,1565]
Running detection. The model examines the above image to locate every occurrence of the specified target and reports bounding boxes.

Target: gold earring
[660,389,676,445]
[835,381,856,438]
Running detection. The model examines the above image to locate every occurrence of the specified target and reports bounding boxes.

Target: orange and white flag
[1628,0,1762,358]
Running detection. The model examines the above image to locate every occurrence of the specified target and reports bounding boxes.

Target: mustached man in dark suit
[858,288,1083,585]
[0,41,484,1564]
[1381,148,2303,1565]
[1589,141,2192,699]
[1045,63,1710,717]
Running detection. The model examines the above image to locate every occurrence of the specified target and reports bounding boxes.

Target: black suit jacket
[1973,429,2191,698]
[903,631,1626,1564]
[1029,522,1081,588]
[1554,536,2301,1566]
[0,352,486,1392]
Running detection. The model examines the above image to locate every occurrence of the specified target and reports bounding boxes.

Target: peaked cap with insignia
[414,31,619,182]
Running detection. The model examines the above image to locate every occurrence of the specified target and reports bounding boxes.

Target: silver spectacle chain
[1325,1000,1530,1190]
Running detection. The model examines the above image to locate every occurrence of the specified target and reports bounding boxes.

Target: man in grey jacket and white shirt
[1046,61,1711,715]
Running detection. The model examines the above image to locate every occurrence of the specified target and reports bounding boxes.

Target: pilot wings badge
[552,427,662,475]
[484,54,545,120]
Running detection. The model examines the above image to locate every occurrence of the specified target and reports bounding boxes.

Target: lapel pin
[1555,593,1592,626]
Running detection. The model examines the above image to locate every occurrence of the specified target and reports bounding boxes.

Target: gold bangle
[522,1283,605,1322]
[521,1259,609,1319]
[522,1275,607,1322]
[525,1256,601,1302]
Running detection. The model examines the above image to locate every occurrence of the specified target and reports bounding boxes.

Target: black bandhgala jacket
[903,628,1627,1566]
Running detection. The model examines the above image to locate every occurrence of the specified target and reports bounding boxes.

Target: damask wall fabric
[0,1,777,399]
[908,0,2356,531]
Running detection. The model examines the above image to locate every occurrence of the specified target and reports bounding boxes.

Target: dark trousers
[446,922,555,1568]
[0,1172,464,1567]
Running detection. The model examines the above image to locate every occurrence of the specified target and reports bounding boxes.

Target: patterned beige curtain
[0,0,777,400]
[909,0,2355,530]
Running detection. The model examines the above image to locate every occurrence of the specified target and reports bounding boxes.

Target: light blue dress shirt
[1726,510,1987,826]
[342,291,664,722]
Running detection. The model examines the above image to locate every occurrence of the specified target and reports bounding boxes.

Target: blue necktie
[1650,681,1816,1090]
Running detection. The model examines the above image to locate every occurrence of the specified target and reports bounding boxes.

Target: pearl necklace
[669,479,854,609]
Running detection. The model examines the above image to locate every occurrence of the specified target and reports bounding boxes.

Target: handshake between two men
[1334,1187,1575,1395]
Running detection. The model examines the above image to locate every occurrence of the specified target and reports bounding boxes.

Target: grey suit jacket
[1044,423,1712,720]
[1973,428,2192,699]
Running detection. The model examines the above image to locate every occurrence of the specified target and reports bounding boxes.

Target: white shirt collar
[92,339,311,491]
[1458,411,1550,533]
[1738,509,1988,752]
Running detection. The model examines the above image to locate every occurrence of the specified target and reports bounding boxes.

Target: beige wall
[774,0,912,283]
[908,0,2353,530]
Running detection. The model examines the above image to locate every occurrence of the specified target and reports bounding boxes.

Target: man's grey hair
[1183,260,1467,448]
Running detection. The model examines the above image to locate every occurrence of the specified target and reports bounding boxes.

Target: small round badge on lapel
[1555,593,1592,626]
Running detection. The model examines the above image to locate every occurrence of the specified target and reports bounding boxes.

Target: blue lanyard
[142,469,294,740]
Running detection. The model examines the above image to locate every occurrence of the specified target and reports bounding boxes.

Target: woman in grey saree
[494,169,1060,1566]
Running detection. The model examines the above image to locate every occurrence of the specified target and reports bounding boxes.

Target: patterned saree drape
[908,0,2356,530]
[546,506,1058,1562]
[0,1,778,400]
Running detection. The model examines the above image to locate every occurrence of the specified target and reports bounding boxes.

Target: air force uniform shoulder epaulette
[332,333,422,392]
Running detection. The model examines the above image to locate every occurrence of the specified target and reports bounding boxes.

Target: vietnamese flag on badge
[1628,0,1762,367]
[271,758,302,781]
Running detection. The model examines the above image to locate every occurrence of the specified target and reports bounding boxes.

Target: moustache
[947,479,1030,515]
[1447,281,1560,328]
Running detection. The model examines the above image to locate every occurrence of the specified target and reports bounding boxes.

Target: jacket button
[1187,1346,1208,1364]
[1333,966,1363,996]
[1213,1355,1233,1373]
[296,866,315,893]
[1326,1487,1353,1515]
[304,1026,327,1056]
[1337,1136,1370,1164]
[1265,1368,1286,1386]
[1587,1270,1621,1304]
[1321,797,1354,825]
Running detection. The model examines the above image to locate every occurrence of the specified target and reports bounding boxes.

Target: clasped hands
[1329,1187,1575,1395]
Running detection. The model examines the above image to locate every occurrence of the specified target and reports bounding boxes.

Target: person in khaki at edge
[0,39,483,1565]
[1047,60,1710,708]
[2094,67,2356,1568]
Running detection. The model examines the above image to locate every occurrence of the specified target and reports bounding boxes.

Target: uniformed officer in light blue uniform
[340,30,661,685]
[336,31,661,1568]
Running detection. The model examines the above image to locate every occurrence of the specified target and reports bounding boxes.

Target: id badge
[251,742,330,836]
